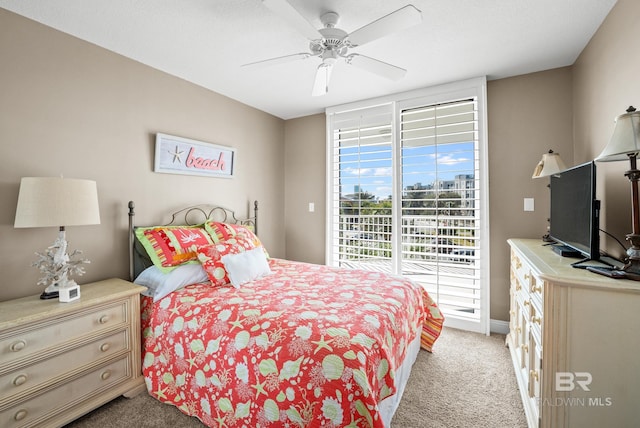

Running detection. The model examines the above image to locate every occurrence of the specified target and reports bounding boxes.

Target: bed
[128,201,444,427]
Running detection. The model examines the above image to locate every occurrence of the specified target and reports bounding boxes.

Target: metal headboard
[128,200,258,281]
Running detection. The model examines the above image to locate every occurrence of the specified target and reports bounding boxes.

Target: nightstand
[0,278,146,427]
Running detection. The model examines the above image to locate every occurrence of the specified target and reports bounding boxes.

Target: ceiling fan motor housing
[312,25,348,58]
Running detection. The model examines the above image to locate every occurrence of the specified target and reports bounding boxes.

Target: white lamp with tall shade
[14,177,101,299]
[595,106,640,279]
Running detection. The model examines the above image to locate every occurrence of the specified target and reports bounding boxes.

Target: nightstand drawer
[0,329,129,401]
[0,301,128,365]
[0,355,131,428]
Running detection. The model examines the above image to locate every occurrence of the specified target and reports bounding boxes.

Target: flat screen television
[549,161,600,261]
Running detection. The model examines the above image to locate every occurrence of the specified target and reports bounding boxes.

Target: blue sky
[339,142,475,198]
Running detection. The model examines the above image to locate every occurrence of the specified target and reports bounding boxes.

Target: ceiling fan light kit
[246,0,423,96]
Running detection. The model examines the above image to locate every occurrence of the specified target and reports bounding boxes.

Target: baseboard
[442,318,510,335]
[490,319,509,335]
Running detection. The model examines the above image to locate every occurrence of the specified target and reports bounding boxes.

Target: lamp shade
[596,108,640,162]
[532,151,567,179]
[14,177,100,228]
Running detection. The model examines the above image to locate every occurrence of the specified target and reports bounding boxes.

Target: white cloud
[344,167,392,176]
[426,153,471,165]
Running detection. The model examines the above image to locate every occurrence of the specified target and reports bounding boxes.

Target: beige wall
[487,68,574,320]
[0,9,285,301]
[283,114,326,264]
[573,0,640,261]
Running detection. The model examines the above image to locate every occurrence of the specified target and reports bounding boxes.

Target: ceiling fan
[243,0,423,96]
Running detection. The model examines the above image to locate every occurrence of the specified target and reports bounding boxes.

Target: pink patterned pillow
[204,221,269,257]
[195,236,256,286]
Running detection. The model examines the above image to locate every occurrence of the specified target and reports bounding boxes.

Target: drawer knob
[101,370,112,381]
[531,284,543,293]
[530,370,539,381]
[532,316,542,325]
[14,409,28,421]
[100,343,111,352]
[99,315,109,324]
[10,340,26,352]
[520,344,529,353]
[13,374,28,387]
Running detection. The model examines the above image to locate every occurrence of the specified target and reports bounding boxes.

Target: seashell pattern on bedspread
[141,258,443,427]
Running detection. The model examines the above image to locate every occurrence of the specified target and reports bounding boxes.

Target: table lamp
[532,149,567,241]
[14,177,101,299]
[595,106,640,279]
[532,150,567,179]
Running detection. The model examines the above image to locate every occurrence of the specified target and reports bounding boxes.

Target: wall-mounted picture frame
[154,133,235,178]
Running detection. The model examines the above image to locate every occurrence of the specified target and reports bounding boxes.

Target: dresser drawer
[528,272,544,304]
[511,249,544,315]
[511,249,527,283]
[0,329,130,401]
[0,301,129,365]
[529,300,543,344]
[0,355,131,428]
[528,335,542,423]
[511,249,543,297]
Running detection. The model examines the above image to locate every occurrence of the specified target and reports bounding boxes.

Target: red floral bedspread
[141,259,443,427]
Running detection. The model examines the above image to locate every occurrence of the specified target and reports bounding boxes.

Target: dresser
[507,239,640,428]
[0,278,146,427]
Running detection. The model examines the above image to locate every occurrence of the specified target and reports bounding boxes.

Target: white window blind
[329,105,393,265]
[399,100,482,325]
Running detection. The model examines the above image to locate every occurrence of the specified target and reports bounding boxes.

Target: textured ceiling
[0,0,618,119]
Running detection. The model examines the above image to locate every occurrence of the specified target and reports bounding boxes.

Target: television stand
[571,256,619,270]
[551,244,581,258]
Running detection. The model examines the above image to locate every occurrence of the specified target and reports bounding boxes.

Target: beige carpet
[65,327,527,427]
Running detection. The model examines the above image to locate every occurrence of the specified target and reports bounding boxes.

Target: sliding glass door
[327,79,489,333]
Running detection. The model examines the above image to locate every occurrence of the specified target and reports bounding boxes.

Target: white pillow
[134,263,209,301]
[221,246,272,288]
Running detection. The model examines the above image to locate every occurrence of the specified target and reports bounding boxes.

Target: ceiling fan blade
[262,0,322,40]
[242,52,312,68]
[347,5,422,47]
[312,63,333,96]
[347,54,407,81]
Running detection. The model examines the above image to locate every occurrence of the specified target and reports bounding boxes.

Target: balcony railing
[335,213,480,321]
[337,214,478,262]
